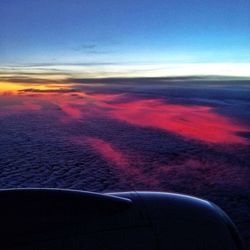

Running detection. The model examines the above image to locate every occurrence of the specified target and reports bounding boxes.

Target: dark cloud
[19,88,79,93]
[64,76,250,85]
[1,74,250,87]
[0,76,61,84]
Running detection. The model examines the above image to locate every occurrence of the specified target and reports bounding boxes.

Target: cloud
[16,87,249,144]
[19,88,79,93]
[0,62,118,68]
[64,76,250,85]
[72,44,97,51]
[0,76,62,84]
[104,99,249,144]
[2,74,250,89]
[0,102,42,117]
[71,136,159,186]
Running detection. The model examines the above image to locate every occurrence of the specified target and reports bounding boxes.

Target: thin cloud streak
[1,63,250,81]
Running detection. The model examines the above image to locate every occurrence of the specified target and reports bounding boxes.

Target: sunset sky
[0,3,250,245]
[0,0,250,80]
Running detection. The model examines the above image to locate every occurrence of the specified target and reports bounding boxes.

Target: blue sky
[0,0,250,77]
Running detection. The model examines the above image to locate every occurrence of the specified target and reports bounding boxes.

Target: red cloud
[105,99,248,144]
[71,136,159,186]
[2,89,249,144]
[0,102,41,117]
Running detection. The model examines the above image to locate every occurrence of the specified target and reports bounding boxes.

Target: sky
[0,0,250,78]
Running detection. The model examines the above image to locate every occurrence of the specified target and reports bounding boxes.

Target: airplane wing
[0,189,246,250]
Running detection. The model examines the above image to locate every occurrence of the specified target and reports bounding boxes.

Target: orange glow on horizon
[0,82,75,95]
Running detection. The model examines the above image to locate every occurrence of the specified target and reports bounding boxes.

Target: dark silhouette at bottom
[0,189,246,249]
